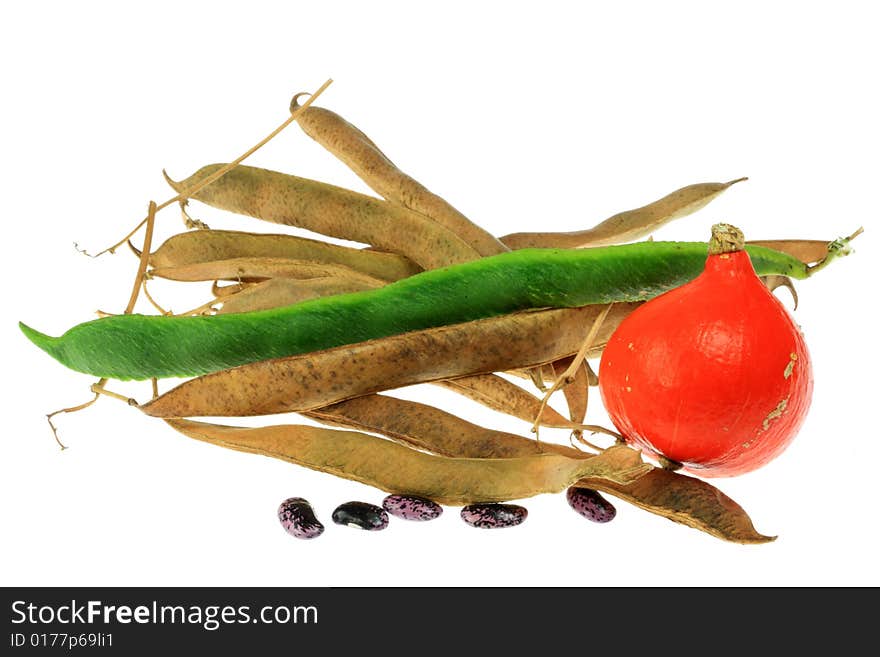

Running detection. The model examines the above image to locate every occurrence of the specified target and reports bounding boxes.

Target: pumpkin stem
[708,223,745,255]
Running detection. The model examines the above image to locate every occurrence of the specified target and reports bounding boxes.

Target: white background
[1,1,876,587]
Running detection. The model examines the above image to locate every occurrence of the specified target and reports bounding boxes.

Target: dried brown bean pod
[305,395,772,543]
[165,165,480,270]
[217,277,379,315]
[434,374,580,429]
[165,418,649,506]
[150,229,421,282]
[140,303,640,418]
[149,256,388,287]
[576,469,775,544]
[304,393,567,458]
[291,99,508,257]
[500,179,746,249]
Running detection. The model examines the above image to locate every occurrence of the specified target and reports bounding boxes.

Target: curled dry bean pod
[22,237,834,381]
[565,487,617,523]
[331,501,389,531]
[150,229,420,282]
[139,304,637,418]
[164,164,480,270]
[306,394,774,543]
[277,497,324,539]
[164,419,650,506]
[217,277,379,315]
[382,494,443,521]
[461,503,528,529]
[500,179,747,249]
[291,99,508,257]
[435,374,579,429]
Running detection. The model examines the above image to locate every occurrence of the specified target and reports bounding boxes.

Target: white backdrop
[2,1,876,587]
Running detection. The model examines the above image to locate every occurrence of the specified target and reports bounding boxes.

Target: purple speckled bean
[382,494,443,521]
[332,501,389,531]
[566,487,617,523]
[277,497,324,539]
[460,503,527,529]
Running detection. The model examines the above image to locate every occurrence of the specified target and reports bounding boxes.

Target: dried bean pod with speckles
[382,494,443,521]
[566,487,617,523]
[460,503,528,529]
[291,99,508,258]
[500,179,747,249]
[277,497,324,539]
[332,501,389,531]
[164,164,480,271]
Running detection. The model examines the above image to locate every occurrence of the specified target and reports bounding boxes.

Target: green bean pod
[19,241,834,381]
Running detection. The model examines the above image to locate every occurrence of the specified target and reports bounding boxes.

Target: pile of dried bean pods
[20,87,861,544]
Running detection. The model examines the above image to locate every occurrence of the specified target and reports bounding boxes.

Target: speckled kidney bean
[277,497,324,539]
[460,503,528,529]
[382,494,443,521]
[566,487,617,523]
[331,501,389,531]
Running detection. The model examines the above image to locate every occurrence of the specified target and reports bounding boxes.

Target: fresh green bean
[20,239,846,381]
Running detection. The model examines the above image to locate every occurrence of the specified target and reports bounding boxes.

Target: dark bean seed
[332,501,389,531]
[566,487,617,523]
[460,503,528,529]
[277,497,324,539]
[382,494,443,521]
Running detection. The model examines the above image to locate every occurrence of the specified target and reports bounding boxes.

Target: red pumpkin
[598,224,813,477]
